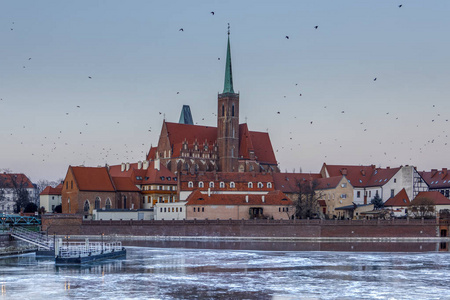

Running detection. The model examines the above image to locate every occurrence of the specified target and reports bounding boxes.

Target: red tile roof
[146,147,157,161]
[322,164,400,187]
[40,183,63,196]
[273,173,322,193]
[384,188,410,207]
[0,173,34,189]
[109,161,177,185]
[150,121,277,165]
[419,168,450,188]
[111,177,140,192]
[71,166,115,192]
[186,190,292,206]
[412,191,450,205]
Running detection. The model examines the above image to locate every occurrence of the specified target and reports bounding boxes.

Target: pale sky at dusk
[1,0,449,182]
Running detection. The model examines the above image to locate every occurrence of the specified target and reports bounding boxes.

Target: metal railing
[10,226,53,250]
[57,241,123,258]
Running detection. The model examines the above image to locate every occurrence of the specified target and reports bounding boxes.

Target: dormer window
[220,182,225,188]
[209,182,214,188]
[267,182,272,188]
[188,181,193,188]
[257,182,263,188]
[199,181,204,188]
[248,182,253,188]
[230,182,235,188]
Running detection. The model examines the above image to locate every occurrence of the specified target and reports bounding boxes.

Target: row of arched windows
[82,197,112,212]
[187,181,273,189]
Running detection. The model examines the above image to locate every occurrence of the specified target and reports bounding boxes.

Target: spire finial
[223,24,234,94]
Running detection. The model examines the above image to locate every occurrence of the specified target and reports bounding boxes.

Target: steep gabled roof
[273,173,322,193]
[384,188,410,207]
[419,168,450,188]
[316,176,348,190]
[322,164,400,187]
[413,191,450,205]
[186,190,292,206]
[248,130,277,164]
[166,122,217,157]
[70,166,115,192]
[0,173,34,189]
[109,161,177,185]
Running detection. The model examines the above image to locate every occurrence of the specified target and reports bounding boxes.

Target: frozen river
[1,241,450,299]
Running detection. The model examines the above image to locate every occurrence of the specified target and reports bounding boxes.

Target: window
[394,178,397,183]
[83,200,90,212]
[257,182,263,188]
[220,182,225,188]
[202,207,204,212]
[357,191,361,198]
[369,191,372,197]
[95,197,101,210]
[105,198,111,210]
[123,196,127,209]
[160,208,163,212]
[230,182,235,188]
[248,182,253,188]
[188,181,193,188]
[341,194,347,199]
[341,183,347,188]
[194,207,196,212]
[199,182,204,188]
[446,190,449,198]
[180,208,183,212]
[71,181,73,189]
[209,182,214,188]
[267,182,272,188]
[232,104,235,116]
[66,181,68,189]
[176,207,178,212]
[222,104,225,116]
[164,208,166,212]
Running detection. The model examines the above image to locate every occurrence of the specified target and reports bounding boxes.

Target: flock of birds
[2,3,447,179]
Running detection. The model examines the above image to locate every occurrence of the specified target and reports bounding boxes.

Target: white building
[93,209,154,221]
[0,173,38,214]
[39,184,63,213]
[154,201,187,220]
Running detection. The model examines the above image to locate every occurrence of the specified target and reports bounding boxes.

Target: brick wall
[42,215,439,238]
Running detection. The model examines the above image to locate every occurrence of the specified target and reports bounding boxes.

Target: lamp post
[101,233,104,253]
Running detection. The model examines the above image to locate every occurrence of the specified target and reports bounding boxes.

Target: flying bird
[277,111,280,114]
[88,76,92,79]
[285,36,289,39]
[210,11,214,15]
[314,26,318,29]
[399,4,402,8]
[373,78,377,81]
[179,28,184,31]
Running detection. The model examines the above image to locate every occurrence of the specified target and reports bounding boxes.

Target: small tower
[217,25,239,172]
[179,105,194,125]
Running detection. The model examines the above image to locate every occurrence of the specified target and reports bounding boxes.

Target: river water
[1,240,450,299]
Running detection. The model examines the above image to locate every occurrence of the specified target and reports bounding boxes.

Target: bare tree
[409,197,435,219]
[294,179,322,219]
[11,175,32,213]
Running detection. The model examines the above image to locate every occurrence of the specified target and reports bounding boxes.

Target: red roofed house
[146,32,278,175]
[39,183,63,213]
[411,191,450,218]
[273,173,354,219]
[109,160,178,209]
[320,164,428,206]
[0,173,37,214]
[185,190,293,220]
[419,168,450,198]
[61,166,141,218]
[384,188,410,217]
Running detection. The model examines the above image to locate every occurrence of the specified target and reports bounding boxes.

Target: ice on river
[1,244,450,299]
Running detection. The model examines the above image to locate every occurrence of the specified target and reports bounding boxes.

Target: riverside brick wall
[42,215,440,238]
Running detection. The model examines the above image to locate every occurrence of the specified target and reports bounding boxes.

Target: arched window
[199,181,204,188]
[222,104,225,116]
[248,182,253,188]
[68,198,70,213]
[105,198,111,210]
[257,182,263,188]
[230,182,235,188]
[83,200,90,212]
[267,182,272,188]
[123,196,127,209]
[209,182,214,188]
[220,182,225,188]
[94,197,101,210]
[188,181,193,188]
[232,104,235,116]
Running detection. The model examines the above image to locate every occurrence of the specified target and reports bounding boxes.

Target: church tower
[217,26,239,172]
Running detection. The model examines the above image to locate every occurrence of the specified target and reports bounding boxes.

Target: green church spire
[223,24,235,94]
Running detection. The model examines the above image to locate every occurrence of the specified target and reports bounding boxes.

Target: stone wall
[42,215,440,238]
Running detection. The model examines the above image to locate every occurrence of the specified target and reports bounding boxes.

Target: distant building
[384,188,410,217]
[185,190,293,220]
[411,191,450,218]
[0,173,37,214]
[39,183,63,213]
[419,168,450,198]
[154,202,187,220]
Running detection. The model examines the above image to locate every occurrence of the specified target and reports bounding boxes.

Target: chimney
[361,170,365,176]
[245,195,249,203]
[262,195,265,203]
[121,163,125,172]
[386,166,390,169]
[154,159,160,171]
[208,188,211,197]
[431,169,438,177]
[443,168,448,178]
[138,161,142,169]
[126,163,130,171]
[143,160,149,169]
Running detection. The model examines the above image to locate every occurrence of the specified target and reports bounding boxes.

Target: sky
[1,0,450,182]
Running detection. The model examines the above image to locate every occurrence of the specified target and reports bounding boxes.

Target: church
[147,31,279,174]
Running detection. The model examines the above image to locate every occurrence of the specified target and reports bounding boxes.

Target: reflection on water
[1,242,450,299]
